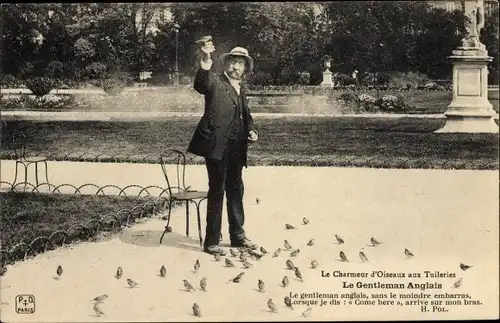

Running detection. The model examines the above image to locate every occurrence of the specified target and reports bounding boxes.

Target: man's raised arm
[193,37,216,94]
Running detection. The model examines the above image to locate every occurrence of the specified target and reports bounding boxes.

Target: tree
[165,2,253,75]
[320,1,466,79]
[482,7,499,85]
[162,2,321,84]
[1,2,494,86]
[414,7,466,79]
[1,4,52,76]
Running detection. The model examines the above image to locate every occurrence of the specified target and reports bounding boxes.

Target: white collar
[224,71,241,88]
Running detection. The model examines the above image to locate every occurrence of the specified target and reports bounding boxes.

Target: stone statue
[460,0,486,50]
[476,0,485,39]
[320,55,334,87]
[322,55,332,72]
[325,60,331,71]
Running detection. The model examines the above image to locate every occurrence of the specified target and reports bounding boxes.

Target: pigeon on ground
[159,265,166,278]
[302,307,312,317]
[359,251,369,262]
[294,267,303,282]
[192,302,201,317]
[127,278,139,288]
[248,250,263,260]
[225,258,235,268]
[282,276,289,287]
[115,266,123,279]
[460,263,472,271]
[267,298,277,313]
[258,279,265,293]
[229,272,245,283]
[200,277,207,292]
[183,279,195,292]
[93,303,106,317]
[404,248,414,258]
[242,260,253,269]
[91,294,108,304]
[193,259,200,273]
[371,237,381,246]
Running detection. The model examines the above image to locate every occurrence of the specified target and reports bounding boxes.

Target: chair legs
[185,202,190,237]
[159,199,174,244]
[195,202,203,247]
[43,161,51,191]
[24,163,28,190]
[35,162,39,185]
[165,199,174,230]
[192,198,206,247]
[12,162,28,191]
[12,161,20,187]
[12,161,51,192]
[44,161,50,187]
[159,198,206,248]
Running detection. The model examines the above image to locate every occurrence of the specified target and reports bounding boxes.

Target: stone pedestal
[435,49,498,133]
[320,70,334,88]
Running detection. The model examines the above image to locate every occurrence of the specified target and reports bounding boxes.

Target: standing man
[187,37,259,255]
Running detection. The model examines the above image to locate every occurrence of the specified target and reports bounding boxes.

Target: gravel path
[0,161,498,321]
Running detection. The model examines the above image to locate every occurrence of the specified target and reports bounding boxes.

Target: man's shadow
[119,230,202,252]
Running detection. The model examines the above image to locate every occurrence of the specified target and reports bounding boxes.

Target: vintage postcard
[1,1,498,322]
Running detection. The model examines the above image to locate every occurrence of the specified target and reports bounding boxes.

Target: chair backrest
[11,131,27,160]
[160,149,188,196]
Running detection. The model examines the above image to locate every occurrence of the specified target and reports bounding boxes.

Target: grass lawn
[0,192,157,265]
[1,117,498,169]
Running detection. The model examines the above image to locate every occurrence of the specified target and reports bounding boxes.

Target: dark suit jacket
[187,67,256,167]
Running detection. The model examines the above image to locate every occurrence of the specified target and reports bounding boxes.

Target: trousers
[203,139,246,247]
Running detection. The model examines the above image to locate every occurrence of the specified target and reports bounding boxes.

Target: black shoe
[231,238,258,250]
[203,245,226,255]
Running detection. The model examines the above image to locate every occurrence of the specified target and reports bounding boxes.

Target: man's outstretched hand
[197,36,215,62]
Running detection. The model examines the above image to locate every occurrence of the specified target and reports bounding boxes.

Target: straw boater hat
[220,47,254,73]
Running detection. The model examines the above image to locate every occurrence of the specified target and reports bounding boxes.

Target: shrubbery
[100,72,133,96]
[247,71,274,86]
[0,95,78,111]
[336,91,413,113]
[1,75,24,89]
[25,77,57,97]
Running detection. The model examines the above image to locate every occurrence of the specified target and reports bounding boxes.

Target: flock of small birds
[0,199,475,320]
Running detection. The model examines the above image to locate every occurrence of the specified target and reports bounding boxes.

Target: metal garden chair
[11,131,51,190]
[159,149,207,246]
